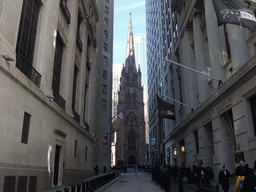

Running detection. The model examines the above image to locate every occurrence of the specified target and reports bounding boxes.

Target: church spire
[125,12,136,73]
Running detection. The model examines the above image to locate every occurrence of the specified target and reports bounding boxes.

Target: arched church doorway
[128,156,136,165]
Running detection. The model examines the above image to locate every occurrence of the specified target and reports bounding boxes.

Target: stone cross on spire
[125,12,136,73]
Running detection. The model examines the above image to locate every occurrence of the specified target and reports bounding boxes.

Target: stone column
[204,0,226,88]
[226,24,250,73]
[212,116,235,170]
[193,13,210,104]
[180,29,198,113]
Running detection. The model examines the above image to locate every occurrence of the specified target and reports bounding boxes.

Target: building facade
[134,33,149,145]
[146,0,173,167]
[147,0,256,182]
[115,13,147,166]
[93,0,114,174]
[0,0,113,191]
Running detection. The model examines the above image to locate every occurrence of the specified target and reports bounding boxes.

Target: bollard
[71,185,76,192]
[64,187,70,192]
[82,182,86,192]
[77,183,81,192]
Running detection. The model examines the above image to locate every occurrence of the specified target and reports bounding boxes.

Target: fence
[151,168,220,192]
[54,172,117,192]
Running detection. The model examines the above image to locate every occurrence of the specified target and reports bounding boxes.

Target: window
[103,56,108,65]
[104,43,108,52]
[105,6,109,14]
[74,140,77,158]
[128,132,136,151]
[52,33,64,95]
[250,95,256,136]
[72,65,78,110]
[76,12,83,52]
[83,83,88,122]
[103,85,107,94]
[28,176,37,192]
[102,99,107,109]
[104,17,109,26]
[52,33,66,110]
[85,146,88,161]
[224,25,231,60]
[18,176,27,192]
[60,0,71,24]
[21,112,31,144]
[194,130,199,154]
[3,176,16,192]
[103,70,107,80]
[104,30,108,39]
[16,0,41,87]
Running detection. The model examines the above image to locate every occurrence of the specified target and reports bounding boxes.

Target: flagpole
[156,55,222,86]
[154,91,193,109]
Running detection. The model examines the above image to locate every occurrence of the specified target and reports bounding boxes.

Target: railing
[60,0,71,24]
[53,91,66,110]
[53,172,117,192]
[16,58,41,87]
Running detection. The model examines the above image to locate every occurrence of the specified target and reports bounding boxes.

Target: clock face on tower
[128,111,136,123]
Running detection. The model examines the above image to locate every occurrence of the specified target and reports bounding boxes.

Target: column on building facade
[226,24,250,72]
[180,29,198,112]
[193,13,210,104]
[212,116,235,170]
[204,0,226,88]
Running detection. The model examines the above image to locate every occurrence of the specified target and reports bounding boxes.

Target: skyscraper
[134,33,149,144]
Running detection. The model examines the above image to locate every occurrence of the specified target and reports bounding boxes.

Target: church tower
[116,13,147,166]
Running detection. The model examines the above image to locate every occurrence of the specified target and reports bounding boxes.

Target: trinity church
[115,13,147,166]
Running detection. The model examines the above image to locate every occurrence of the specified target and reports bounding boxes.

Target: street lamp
[181,145,185,153]
[173,148,177,156]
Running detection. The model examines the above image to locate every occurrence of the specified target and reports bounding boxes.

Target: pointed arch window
[128,132,136,151]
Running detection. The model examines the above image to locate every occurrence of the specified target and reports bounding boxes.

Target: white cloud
[114,2,145,13]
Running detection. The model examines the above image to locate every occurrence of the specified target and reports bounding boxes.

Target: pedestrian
[199,169,209,189]
[103,165,106,173]
[93,164,99,176]
[172,164,178,180]
[205,163,214,187]
[243,163,255,192]
[235,161,245,192]
[218,165,235,192]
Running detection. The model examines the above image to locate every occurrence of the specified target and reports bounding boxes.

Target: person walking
[218,165,234,192]
[235,161,245,192]
[243,164,256,192]
[205,163,214,187]
[94,164,99,176]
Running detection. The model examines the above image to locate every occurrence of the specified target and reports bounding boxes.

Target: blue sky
[113,1,146,67]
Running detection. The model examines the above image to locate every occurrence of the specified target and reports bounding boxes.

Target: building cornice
[164,55,256,143]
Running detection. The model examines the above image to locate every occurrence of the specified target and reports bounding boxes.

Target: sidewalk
[96,172,165,192]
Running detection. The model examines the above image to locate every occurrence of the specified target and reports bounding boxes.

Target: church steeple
[125,12,136,74]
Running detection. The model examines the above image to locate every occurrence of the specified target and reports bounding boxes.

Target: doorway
[128,156,136,165]
[53,145,61,186]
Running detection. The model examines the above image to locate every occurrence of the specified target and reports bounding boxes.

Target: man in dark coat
[243,164,256,192]
[218,165,234,192]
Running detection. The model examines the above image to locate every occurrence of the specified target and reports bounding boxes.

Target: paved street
[96,171,165,192]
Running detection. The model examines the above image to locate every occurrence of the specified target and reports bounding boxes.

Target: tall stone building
[0,0,113,191]
[116,13,147,166]
[146,0,256,181]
